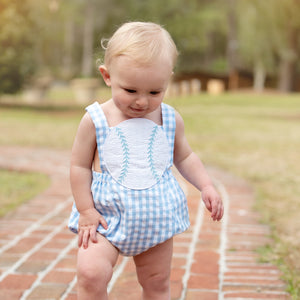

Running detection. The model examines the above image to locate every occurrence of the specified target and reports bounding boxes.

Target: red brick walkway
[0,146,290,299]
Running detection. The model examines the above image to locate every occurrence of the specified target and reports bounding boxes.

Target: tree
[124,0,228,73]
[237,0,300,92]
[3,0,298,93]
[237,0,277,91]
[81,0,112,77]
[81,0,94,77]
[0,0,35,93]
[226,0,240,89]
[273,0,300,92]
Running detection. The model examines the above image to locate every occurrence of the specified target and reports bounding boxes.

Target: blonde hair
[102,22,178,70]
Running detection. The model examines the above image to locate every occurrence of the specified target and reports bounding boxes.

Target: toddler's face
[103,56,173,119]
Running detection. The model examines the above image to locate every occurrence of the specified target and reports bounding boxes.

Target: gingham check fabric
[68,102,190,256]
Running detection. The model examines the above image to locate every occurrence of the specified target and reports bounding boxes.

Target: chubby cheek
[150,95,164,109]
[112,91,132,107]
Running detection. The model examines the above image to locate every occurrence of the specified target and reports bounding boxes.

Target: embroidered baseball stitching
[148,125,160,181]
[115,127,129,183]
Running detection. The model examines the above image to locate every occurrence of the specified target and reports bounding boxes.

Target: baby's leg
[77,233,119,300]
[134,238,173,300]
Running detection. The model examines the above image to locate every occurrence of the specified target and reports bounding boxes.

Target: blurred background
[1,0,300,297]
[1,0,300,97]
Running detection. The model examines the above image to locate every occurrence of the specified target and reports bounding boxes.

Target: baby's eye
[150,91,160,95]
[125,89,136,93]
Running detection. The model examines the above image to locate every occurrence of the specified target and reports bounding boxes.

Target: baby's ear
[99,65,111,86]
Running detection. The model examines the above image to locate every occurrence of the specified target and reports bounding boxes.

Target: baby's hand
[78,208,108,249]
[201,185,224,221]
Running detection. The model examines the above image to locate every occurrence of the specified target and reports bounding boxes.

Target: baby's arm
[173,111,224,221]
[70,113,108,248]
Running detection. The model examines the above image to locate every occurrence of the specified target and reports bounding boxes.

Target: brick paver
[0,146,291,299]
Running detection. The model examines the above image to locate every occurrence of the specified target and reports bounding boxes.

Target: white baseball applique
[103,118,170,190]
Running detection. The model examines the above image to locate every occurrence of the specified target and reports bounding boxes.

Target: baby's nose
[135,96,148,107]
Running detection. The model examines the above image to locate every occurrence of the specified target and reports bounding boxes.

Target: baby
[68,21,223,300]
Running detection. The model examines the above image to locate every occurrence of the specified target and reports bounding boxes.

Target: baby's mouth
[130,107,146,113]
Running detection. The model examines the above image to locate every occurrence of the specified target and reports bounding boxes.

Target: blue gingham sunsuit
[68,101,190,256]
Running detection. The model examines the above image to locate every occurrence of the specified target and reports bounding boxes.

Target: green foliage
[237,0,276,72]
[1,0,300,92]
[237,0,300,78]
[113,0,228,73]
[0,0,35,94]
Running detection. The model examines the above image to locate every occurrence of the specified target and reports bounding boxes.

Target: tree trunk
[278,27,298,92]
[81,0,94,77]
[227,0,239,90]
[253,61,266,92]
[62,19,74,79]
[278,57,295,92]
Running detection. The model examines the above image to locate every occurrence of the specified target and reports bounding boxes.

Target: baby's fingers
[78,229,83,248]
[90,226,98,244]
[99,215,108,230]
[202,197,212,212]
[78,227,92,248]
[218,204,224,221]
[82,229,90,249]
[210,201,219,221]
[212,201,224,221]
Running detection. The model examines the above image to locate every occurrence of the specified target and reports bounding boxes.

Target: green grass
[0,106,82,148]
[0,86,111,149]
[0,91,300,297]
[0,169,50,217]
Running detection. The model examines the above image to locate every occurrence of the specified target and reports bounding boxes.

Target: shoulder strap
[161,103,176,165]
[86,101,109,129]
[86,102,109,171]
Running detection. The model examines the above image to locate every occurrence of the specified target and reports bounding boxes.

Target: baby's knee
[77,260,113,290]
